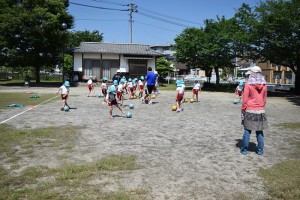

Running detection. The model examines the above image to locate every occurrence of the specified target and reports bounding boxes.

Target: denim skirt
[243,112,268,131]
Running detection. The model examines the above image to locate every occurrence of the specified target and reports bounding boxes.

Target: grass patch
[277,122,300,130]
[0,92,58,109]
[258,160,300,200]
[0,124,146,199]
[0,124,78,164]
[259,124,300,199]
[0,155,146,200]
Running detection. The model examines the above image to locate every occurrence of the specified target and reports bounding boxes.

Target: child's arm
[56,87,61,94]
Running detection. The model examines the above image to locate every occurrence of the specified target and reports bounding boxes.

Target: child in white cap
[87,76,95,97]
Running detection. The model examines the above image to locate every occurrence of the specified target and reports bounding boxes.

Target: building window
[285,72,292,80]
[273,71,281,79]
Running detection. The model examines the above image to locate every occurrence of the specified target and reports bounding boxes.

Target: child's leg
[109,105,113,118]
[116,104,125,114]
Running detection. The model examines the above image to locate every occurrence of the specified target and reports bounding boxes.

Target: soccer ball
[233,99,240,104]
[126,111,132,118]
[64,105,70,111]
[98,94,104,98]
[184,98,188,102]
[171,105,177,111]
[133,95,137,99]
[190,98,195,103]
[152,95,156,99]
[129,103,134,109]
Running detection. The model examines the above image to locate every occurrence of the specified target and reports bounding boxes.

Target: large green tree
[68,30,103,48]
[0,0,73,83]
[254,0,300,94]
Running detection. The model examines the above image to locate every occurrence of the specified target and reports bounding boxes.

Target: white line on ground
[0,95,59,124]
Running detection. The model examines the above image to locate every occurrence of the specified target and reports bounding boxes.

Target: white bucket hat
[245,66,262,75]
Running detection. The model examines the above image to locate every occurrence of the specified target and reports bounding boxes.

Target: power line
[75,18,127,22]
[135,20,179,33]
[69,2,129,11]
[137,11,191,28]
[90,0,128,6]
[138,6,202,26]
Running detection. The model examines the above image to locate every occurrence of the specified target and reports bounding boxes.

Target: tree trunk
[215,66,220,86]
[294,66,300,95]
[35,65,41,84]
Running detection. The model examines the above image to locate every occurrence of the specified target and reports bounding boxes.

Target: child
[138,76,144,99]
[127,78,134,99]
[235,81,244,102]
[101,77,108,103]
[87,76,95,97]
[106,87,125,119]
[117,79,125,106]
[192,78,201,102]
[57,81,70,111]
[176,81,184,112]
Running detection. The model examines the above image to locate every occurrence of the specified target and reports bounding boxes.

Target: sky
[68,0,260,45]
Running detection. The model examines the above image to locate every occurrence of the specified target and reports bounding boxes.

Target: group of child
[57,76,203,117]
[175,78,202,112]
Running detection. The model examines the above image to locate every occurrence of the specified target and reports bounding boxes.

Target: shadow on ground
[235,139,257,152]
[286,97,300,107]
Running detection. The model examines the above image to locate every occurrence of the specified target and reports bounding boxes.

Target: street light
[61,23,67,82]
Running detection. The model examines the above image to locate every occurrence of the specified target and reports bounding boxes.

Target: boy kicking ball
[106,87,125,119]
[57,81,70,111]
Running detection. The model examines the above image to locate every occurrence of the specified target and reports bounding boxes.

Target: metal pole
[61,23,67,83]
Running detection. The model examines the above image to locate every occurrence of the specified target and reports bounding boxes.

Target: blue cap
[103,77,108,81]
[113,80,118,86]
[239,81,244,86]
[120,79,125,83]
[195,78,199,82]
[140,76,144,80]
[128,78,132,81]
[89,76,93,79]
[64,81,70,87]
[109,87,116,94]
[177,83,182,87]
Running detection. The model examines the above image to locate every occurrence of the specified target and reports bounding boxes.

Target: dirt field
[1,85,299,199]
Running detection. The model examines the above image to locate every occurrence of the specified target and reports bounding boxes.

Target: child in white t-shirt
[117,80,125,106]
[87,76,95,97]
[138,76,144,99]
[176,81,185,112]
[235,81,244,102]
[192,79,201,102]
[57,81,70,111]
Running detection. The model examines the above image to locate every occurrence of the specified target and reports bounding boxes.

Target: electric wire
[70,2,129,11]
[135,20,179,33]
[90,0,128,6]
[138,6,202,26]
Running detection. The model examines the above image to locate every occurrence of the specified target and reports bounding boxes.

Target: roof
[174,62,188,70]
[73,42,162,56]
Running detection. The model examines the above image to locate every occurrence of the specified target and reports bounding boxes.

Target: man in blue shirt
[145,67,156,104]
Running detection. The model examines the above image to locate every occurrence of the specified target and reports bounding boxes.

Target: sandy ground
[0,85,300,200]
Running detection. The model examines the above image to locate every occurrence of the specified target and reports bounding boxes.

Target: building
[72,42,162,81]
[258,61,294,85]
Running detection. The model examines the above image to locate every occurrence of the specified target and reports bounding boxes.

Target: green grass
[258,122,300,199]
[277,122,300,130]
[0,125,147,199]
[258,160,300,200]
[0,92,58,109]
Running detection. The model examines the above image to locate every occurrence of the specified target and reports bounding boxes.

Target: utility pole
[129,0,137,43]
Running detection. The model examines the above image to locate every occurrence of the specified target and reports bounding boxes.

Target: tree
[0,0,74,83]
[68,30,103,48]
[254,0,300,94]
[156,57,173,77]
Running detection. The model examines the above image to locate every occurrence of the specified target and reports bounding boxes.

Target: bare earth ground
[0,85,299,200]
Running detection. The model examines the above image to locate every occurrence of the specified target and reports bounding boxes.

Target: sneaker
[256,151,263,156]
[60,107,64,111]
[148,101,152,105]
[241,149,247,155]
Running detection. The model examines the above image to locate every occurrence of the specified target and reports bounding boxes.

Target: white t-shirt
[181,84,186,91]
[176,86,184,94]
[60,85,69,94]
[138,80,144,86]
[87,79,92,85]
[127,82,133,88]
[117,84,124,92]
[193,83,201,90]
[101,83,107,89]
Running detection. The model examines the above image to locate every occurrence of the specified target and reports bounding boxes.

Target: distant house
[72,42,162,81]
